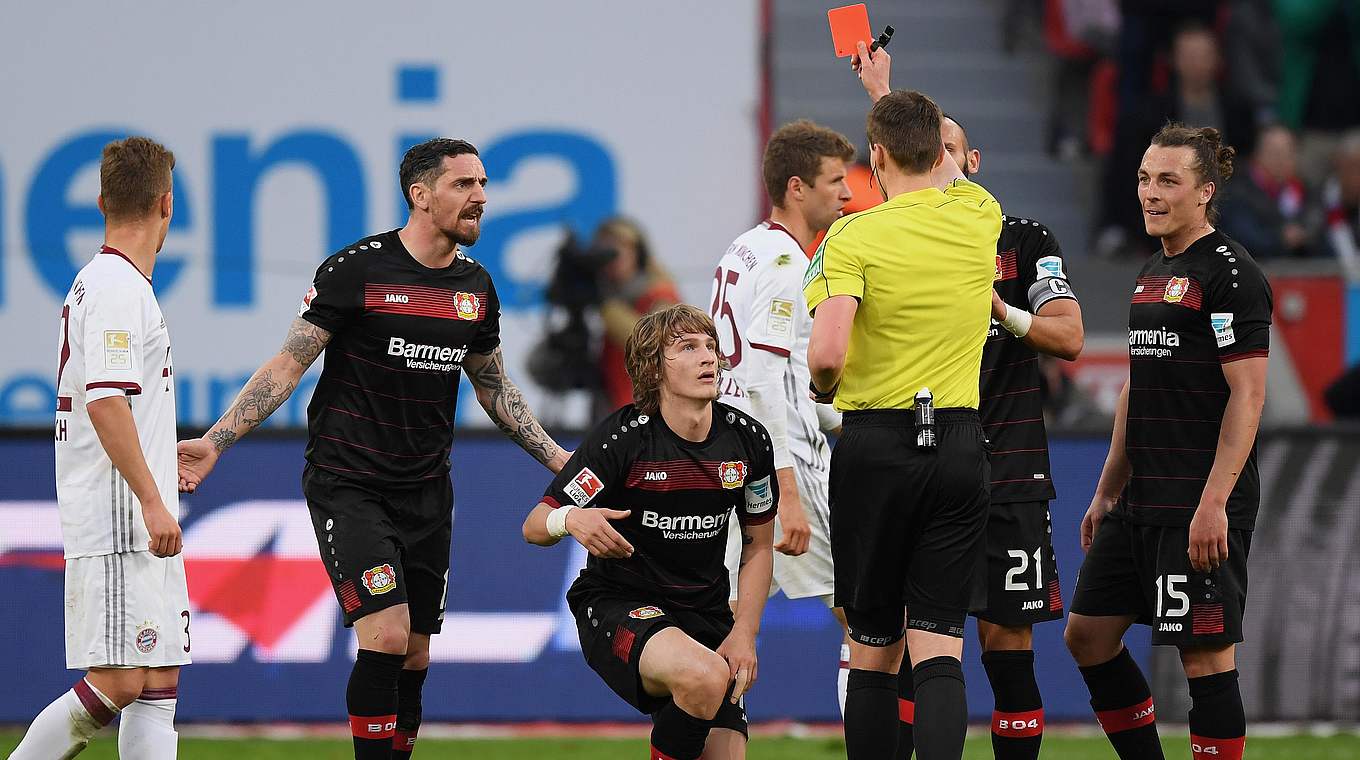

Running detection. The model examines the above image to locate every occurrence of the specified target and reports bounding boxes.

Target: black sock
[1078,648,1165,760]
[348,649,404,760]
[845,669,898,760]
[911,656,967,760]
[392,667,428,759]
[982,650,1043,760]
[650,700,712,760]
[1187,670,1245,760]
[896,647,915,760]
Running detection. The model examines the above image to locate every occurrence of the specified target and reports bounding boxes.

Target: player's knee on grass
[669,650,732,720]
[1178,644,1235,678]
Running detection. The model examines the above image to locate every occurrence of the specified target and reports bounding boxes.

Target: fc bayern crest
[718,460,748,490]
[135,625,159,654]
[453,292,481,320]
[1163,276,1189,303]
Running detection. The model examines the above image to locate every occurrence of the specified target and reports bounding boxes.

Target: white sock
[117,688,179,760]
[837,643,851,718]
[10,679,118,759]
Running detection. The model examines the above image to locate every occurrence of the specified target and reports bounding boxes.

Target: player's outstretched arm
[522,501,633,557]
[88,397,182,557]
[722,519,775,702]
[852,41,892,102]
[1083,380,1132,550]
[464,347,570,474]
[176,317,332,492]
[1189,356,1267,572]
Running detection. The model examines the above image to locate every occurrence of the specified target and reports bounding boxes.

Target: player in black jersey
[1066,125,1269,760]
[523,304,778,760]
[855,46,1085,760]
[176,139,571,760]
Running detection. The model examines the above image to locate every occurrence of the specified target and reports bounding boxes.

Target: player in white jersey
[713,120,857,714]
[13,137,188,760]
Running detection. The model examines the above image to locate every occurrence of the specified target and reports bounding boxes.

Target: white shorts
[65,551,192,670]
[725,458,835,603]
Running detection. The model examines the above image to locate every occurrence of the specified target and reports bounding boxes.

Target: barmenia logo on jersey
[453,292,481,320]
[387,337,469,371]
[1163,276,1190,303]
[642,509,730,539]
[718,461,747,489]
[565,467,604,506]
[1129,326,1180,359]
[362,564,397,595]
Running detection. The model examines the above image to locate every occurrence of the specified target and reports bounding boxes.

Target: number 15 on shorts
[1155,574,1190,631]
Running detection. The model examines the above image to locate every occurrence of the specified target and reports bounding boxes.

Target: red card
[828,3,872,58]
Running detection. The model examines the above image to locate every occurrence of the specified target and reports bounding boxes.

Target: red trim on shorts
[898,698,915,724]
[339,580,362,613]
[350,714,397,739]
[651,745,682,760]
[1095,697,1156,734]
[612,625,637,663]
[1191,734,1245,760]
[992,708,1044,737]
[74,679,115,726]
[393,729,418,751]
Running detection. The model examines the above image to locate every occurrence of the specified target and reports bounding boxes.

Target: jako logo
[643,471,667,481]
[384,294,409,304]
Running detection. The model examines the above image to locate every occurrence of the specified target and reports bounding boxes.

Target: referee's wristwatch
[809,379,838,404]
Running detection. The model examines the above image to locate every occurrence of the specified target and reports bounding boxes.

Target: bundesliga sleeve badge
[565,467,604,506]
[299,285,317,316]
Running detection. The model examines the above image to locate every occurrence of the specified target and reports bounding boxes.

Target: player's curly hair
[624,304,729,414]
[1150,122,1236,224]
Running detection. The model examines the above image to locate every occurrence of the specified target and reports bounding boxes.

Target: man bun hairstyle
[1151,123,1236,223]
[866,90,943,174]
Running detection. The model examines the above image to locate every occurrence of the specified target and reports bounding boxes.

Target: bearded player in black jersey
[176,139,571,760]
[524,304,778,760]
[1066,125,1270,760]
[854,43,1084,760]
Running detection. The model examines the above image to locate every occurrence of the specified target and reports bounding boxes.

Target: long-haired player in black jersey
[175,139,572,760]
[524,304,779,760]
[1066,124,1270,760]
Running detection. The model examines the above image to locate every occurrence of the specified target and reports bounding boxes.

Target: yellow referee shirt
[803,178,1001,411]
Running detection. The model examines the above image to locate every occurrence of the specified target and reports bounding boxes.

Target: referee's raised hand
[851,40,891,102]
[566,508,634,559]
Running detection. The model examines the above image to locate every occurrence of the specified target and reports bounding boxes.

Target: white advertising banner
[0,1,761,427]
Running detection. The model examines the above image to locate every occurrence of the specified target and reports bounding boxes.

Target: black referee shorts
[830,409,990,645]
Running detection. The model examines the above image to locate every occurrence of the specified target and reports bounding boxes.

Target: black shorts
[830,409,990,645]
[566,580,748,735]
[302,464,453,634]
[974,501,1064,627]
[1071,512,1251,647]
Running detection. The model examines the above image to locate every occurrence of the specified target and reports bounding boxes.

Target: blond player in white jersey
[12,137,188,760]
[712,120,856,714]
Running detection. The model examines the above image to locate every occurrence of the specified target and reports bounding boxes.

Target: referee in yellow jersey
[804,84,1001,760]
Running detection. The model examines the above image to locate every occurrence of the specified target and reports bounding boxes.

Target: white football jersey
[710,221,831,470]
[55,247,178,558]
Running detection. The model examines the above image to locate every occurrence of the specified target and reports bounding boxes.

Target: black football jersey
[1114,230,1272,529]
[981,217,1077,503]
[299,230,500,483]
[543,403,779,612]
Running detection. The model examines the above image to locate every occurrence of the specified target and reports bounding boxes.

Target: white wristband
[1001,303,1033,338]
[546,504,577,539]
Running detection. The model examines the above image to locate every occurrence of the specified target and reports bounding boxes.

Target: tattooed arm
[176,317,332,491]
[462,347,570,474]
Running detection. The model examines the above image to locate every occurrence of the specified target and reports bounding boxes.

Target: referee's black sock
[1078,647,1165,760]
[895,647,915,760]
[1187,670,1245,760]
[982,650,1043,760]
[911,656,967,760]
[650,699,712,760]
[348,649,404,760]
[392,666,427,759]
[845,668,898,760]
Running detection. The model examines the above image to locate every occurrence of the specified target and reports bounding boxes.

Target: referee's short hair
[399,138,480,210]
[100,137,175,221]
[867,90,944,174]
[625,304,728,413]
[763,120,856,208]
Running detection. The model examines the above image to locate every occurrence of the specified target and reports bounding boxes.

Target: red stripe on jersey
[625,460,744,490]
[1095,697,1156,734]
[363,284,487,321]
[1191,734,1245,760]
[57,396,72,412]
[1192,603,1225,634]
[898,698,915,724]
[1132,276,1203,310]
[995,249,1018,281]
[74,679,116,726]
[1221,349,1268,363]
[350,714,397,739]
[1048,578,1064,611]
[992,708,1044,737]
[87,381,142,395]
[749,341,791,357]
